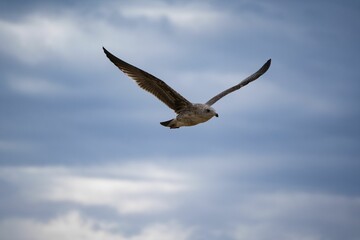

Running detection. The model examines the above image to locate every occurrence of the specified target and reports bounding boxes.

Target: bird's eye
[206,109,211,113]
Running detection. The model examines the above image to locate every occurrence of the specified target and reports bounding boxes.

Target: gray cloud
[1,162,359,240]
[0,0,359,239]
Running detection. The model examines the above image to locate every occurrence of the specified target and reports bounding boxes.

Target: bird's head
[204,106,219,118]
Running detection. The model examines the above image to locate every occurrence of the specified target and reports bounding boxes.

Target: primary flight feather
[103,47,271,129]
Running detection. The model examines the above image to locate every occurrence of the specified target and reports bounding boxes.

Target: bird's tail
[160,119,179,129]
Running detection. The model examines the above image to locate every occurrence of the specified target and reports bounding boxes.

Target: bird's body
[160,104,218,128]
[102,47,271,129]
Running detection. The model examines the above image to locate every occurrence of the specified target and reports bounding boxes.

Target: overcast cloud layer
[0,0,360,239]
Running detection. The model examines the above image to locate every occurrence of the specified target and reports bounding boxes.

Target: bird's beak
[215,113,219,117]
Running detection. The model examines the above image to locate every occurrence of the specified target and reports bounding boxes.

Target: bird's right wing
[206,59,271,106]
[103,47,192,113]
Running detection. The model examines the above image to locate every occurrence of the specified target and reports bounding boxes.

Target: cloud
[233,192,360,240]
[0,3,200,66]
[0,13,80,65]
[45,175,189,214]
[6,76,68,96]
[115,1,229,33]
[0,211,193,240]
[0,1,359,239]
[0,163,194,214]
[0,0,282,67]
[129,221,193,240]
[1,160,360,240]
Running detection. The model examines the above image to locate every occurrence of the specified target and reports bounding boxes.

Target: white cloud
[0,6,186,66]
[0,1,284,67]
[0,211,123,240]
[0,211,193,240]
[129,221,193,240]
[45,175,189,214]
[112,0,298,39]
[0,14,80,64]
[116,1,228,33]
[0,164,194,214]
[1,162,360,240]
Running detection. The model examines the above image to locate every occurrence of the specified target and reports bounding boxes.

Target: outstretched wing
[103,47,192,113]
[206,59,271,106]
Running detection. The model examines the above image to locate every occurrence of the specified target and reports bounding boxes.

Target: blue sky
[0,0,360,239]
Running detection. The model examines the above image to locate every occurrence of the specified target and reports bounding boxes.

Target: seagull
[103,47,271,129]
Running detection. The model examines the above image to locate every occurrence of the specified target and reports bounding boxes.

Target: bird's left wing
[103,47,192,113]
[205,59,271,106]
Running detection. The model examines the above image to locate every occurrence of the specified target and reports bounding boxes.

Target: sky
[0,0,360,239]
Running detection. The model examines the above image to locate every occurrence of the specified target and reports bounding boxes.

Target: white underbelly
[176,113,212,126]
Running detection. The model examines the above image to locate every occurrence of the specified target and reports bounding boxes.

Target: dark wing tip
[261,59,271,73]
[102,46,113,59]
[266,58,271,66]
[102,47,123,66]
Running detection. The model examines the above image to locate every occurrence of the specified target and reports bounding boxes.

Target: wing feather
[206,59,271,106]
[103,47,192,113]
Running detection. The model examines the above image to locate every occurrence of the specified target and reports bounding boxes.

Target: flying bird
[103,47,271,129]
